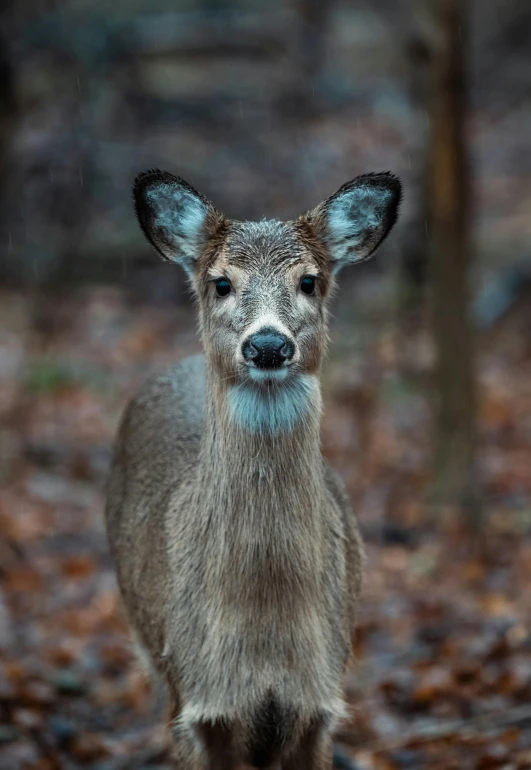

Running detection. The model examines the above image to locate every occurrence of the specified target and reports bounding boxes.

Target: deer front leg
[282,725,333,770]
[193,720,240,770]
[170,732,204,770]
[167,699,204,770]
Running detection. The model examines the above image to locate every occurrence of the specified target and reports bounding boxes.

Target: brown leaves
[1,286,531,768]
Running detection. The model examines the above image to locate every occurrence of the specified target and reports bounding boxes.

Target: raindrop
[79,167,84,187]
[49,167,54,183]
[239,101,243,118]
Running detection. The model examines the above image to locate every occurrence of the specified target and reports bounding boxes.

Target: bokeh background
[1,1,531,768]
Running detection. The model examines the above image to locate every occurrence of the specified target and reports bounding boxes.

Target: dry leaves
[1,287,531,769]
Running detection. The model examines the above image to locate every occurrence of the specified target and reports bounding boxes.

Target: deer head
[134,170,401,434]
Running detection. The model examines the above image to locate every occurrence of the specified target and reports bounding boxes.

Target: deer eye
[214,278,232,297]
[300,275,316,295]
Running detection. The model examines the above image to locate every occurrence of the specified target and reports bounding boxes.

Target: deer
[105,168,401,770]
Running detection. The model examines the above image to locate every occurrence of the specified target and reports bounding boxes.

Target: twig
[357,703,531,754]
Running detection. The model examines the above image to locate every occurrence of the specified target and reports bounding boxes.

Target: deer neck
[193,369,327,590]
[201,370,324,498]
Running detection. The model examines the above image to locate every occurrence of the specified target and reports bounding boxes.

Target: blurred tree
[399,30,432,323]
[427,0,479,523]
[280,0,331,119]
[296,0,330,116]
[0,3,18,283]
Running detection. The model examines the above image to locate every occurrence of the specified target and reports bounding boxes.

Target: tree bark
[399,32,433,323]
[427,0,479,523]
[0,19,18,282]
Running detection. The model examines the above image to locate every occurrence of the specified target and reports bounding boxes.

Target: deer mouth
[227,370,319,434]
[247,366,290,386]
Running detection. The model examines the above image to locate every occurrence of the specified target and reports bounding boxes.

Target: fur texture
[106,170,401,769]
[305,172,402,271]
[227,373,320,434]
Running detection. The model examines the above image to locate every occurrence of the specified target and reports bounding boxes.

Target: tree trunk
[280,0,331,119]
[399,32,433,324]
[0,17,18,282]
[427,0,479,524]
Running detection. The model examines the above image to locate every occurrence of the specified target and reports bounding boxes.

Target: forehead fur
[197,218,330,280]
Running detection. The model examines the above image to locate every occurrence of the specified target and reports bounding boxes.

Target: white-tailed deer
[106,170,401,769]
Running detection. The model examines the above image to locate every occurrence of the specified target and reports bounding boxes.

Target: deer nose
[242,327,295,369]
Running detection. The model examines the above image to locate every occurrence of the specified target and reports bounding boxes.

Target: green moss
[24,359,108,394]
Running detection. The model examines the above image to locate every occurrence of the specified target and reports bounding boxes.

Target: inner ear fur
[302,172,402,269]
[133,169,225,271]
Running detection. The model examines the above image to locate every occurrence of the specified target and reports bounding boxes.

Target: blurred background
[1,1,531,768]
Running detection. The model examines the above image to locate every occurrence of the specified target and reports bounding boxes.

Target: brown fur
[106,170,401,769]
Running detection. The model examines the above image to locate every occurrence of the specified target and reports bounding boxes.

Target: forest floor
[1,284,531,770]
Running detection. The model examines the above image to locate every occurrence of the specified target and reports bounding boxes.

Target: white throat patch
[227,374,320,435]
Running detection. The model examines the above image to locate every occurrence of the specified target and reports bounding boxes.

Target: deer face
[198,220,329,385]
[134,170,401,433]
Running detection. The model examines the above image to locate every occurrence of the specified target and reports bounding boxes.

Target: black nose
[242,327,295,369]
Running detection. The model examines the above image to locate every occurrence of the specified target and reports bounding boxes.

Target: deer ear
[302,173,402,272]
[133,170,224,275]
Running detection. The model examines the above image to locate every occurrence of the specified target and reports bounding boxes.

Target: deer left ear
[133,169,225,277]
[302,173,402,272]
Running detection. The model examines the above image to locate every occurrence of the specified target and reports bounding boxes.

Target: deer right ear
[302,173,402,273]
[133,170,224,276]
